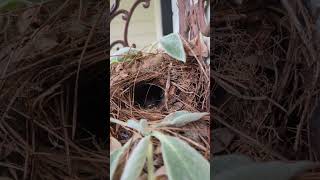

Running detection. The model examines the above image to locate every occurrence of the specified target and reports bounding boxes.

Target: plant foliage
[110,111,209,180]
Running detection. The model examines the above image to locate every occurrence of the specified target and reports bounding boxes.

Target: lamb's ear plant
[0,0,47,12]
[155,111,209,127]
[110,138,133,179]
[159,33,186,63]
[0,177,13,180]
[110,111,209,180]
[0,0,31,12]
[212,154,317,180]
[121,136,151,180]
[110,47,140,64]
[110,33,187,65]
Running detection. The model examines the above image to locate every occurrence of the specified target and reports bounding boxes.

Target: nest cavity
[110,52,210,121]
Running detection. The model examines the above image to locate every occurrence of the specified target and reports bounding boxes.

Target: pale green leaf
[139,119,150,135]
[213,154,315,180]
[316,16,320,34]
[127,119,150,135]
[121,136,151,180]
[310,0,320,12]
[157,111,209,127]
[211,154,254,175]
[0,0,29,12]
[110,139,132,180]
[160,33,186,63]
[206,57,210,65]
[0,177,13,180]
[127,119,141,131]
[110,47,139,64]
[110,117,128,127]
[152,131,209,180]
[140,119,147,130]
[310,0,320,33]
[0,0,49,12]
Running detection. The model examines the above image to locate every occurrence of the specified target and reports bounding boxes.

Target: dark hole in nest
[67,61,107,144]
[133,83,164,109]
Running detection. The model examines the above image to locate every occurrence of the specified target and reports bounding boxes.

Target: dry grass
[211,0,320,164]
[0,1,108,179]
[110,50,210,159]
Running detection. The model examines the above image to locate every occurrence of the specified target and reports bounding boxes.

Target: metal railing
[109,0,151,51]
[109,0,209,51]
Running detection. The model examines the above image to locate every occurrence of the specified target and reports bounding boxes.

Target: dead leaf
[17,7,38,34]
[154,156,164,167]
[155,166,166,176]
[155,176,168,180]
[155,166,168,180]
[138,173,148,180]
[154,145,162,155]
[110,136,122,153]
[213,128,235,154]
[8,168,18,180]
[0,177,13,180]
[141,54,163,70]
[185,33,209,57]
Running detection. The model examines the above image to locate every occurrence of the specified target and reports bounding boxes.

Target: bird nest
[110,52,210,121]
[110,51,210,160]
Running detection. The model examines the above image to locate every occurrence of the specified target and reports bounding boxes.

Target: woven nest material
[294,167,320,180]
[110,51,211,162]
[212,0,320,163]
[0,1,108,179]
[110,52,210,121]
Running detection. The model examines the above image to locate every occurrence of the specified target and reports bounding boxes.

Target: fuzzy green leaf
[110,117,128,127]
[139,119,148,130]
[310,0,320,33]
[212,154,254,175]
[139,119,150,135]
[157,111,209,127]
[160,33,186,63]
[152,131,209,180]
[110,139,132,180]
[127,119,141,131]
[0,0,29,12]
[110,47,139,64]
[121,136,151,180]
[213,155,315,180]
[127,119,150,135]
[0,177,13,180]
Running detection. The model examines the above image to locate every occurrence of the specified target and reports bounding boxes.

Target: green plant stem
[147,142,155,180]
[147,41,159,52]
[110,118,128,127]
